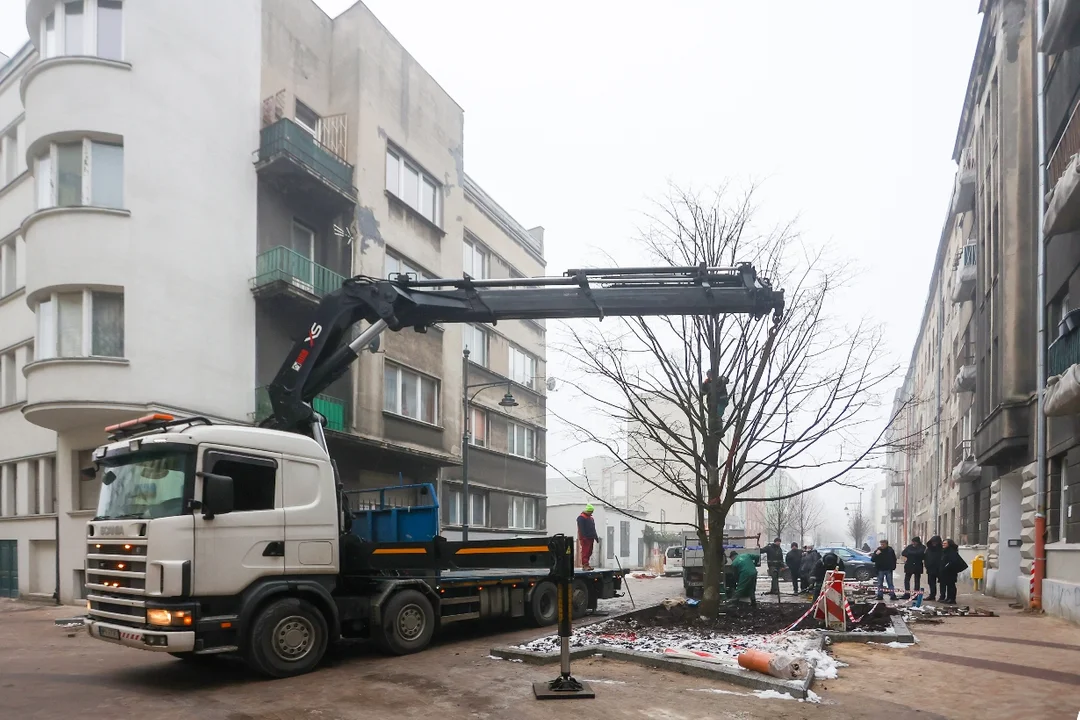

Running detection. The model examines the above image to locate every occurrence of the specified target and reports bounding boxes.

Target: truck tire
[529,581,558,626]
[245,596,328,678]
[376,589,435,656]
[571,578,589,618]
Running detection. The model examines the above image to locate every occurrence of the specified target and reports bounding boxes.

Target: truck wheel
[571,578,590,618]
[377,589,435,655]
[529,581,558,626]
[245,597,328,678]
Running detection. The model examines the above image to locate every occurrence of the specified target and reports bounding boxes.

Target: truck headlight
[146,608,193,627]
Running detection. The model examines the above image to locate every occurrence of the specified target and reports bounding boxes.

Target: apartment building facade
[886,0,1037,591]
[0,0,546,602]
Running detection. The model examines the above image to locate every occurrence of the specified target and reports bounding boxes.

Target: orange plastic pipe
[737,649,774,675]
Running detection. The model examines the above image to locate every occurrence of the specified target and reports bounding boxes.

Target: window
[36,290,124,359]
[36,140,124,210]
[463,324,489,366]
[469,406,487,447]
[97,0,122,60]
[606,526,615,559]
[620,520,630,557]
[508,422,535,460]
[208,454,277,512]
[40,1,123,60]
[383,363,439,424]
[295,100,320,136]
[463,237,488,279]
[509,346,538,389]
[445,488,485,526]
[0,236,18,296]
[2,127,18,185]
[1,350,14,406]
[384,250,432,281]
[64,1,85,55]
[509,495,537,530]
[385,146,440,225]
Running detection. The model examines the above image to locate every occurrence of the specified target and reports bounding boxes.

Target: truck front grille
[86,539,147,626]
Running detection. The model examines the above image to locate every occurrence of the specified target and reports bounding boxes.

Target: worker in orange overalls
[577,504,600,570]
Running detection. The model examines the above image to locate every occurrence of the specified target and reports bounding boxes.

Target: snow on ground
[595,574,683,615]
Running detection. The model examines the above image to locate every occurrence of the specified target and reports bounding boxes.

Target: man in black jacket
[901,536,926,600]
[762,537,785,595]
[811,550,844,597]
[924,535,944,601]
[785,542,803,595]
[871,539,898,601]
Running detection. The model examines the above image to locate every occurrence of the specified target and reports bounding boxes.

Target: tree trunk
[699,427,725,616]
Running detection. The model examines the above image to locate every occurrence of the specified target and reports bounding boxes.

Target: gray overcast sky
[0,2,983,541]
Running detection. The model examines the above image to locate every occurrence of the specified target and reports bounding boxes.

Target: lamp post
[461,348,518,541]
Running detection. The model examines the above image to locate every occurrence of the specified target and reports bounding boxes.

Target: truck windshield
[95,449,195,520]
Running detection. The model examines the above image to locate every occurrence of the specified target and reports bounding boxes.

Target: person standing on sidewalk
[901,536,926,600]
[576,504,600,570]
[940,538,968,605]
[871,538,898,601]
[924,535,944,601]
[762,537,786,595]
[801,545,821,595]
[785,542,803,595]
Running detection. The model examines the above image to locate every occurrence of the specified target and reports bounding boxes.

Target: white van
[663,545,684,576]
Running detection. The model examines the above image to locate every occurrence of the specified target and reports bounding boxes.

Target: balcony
[1045,319,1080,416]
[255,117,357,215]
[952,147,976,215]
[953,341,975,394]
[1040,0,1080,54]
[253,386,349,432]
[251,246,345,303]
[951,439,981,484]
[950,243,977,303]
[1047,99,1080,237]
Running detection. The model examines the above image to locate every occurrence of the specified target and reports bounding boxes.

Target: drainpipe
[934,293,944,535]
[1034,0,1048,610]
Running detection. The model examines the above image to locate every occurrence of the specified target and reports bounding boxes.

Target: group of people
[870,536,969,604]
[726,538,847,606]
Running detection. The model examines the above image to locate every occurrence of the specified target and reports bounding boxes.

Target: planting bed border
[491,604,915,699]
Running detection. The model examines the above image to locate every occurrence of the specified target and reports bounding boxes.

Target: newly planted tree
[555,184,909,617]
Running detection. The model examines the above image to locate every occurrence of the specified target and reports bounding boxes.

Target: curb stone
[821,615,915,644]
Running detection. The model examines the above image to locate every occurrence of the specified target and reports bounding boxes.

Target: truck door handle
[263,541,285,557]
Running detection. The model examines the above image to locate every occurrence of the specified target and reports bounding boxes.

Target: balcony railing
[256,117,357,208]
[952,147,976,214]
[953,340,975,394]
[251,246,345,300]
[254,386,349,432]
[951,243,977,303]
[1049,322,1080,378]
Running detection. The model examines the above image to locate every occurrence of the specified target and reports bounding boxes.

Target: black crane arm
[263,263,784,433]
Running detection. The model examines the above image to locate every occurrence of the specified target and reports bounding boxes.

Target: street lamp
[461,347,518,541]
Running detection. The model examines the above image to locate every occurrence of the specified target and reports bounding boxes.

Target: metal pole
[533,534,593,699]
[461,349,470,542]
[1034,0,1048,610]
[934,293,943,535]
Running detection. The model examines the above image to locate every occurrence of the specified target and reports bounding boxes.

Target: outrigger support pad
[533,534,595,700]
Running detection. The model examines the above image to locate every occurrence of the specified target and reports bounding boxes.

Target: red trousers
[580,537,595,566]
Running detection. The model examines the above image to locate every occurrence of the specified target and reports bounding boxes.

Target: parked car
[778,546,875,582]
[663,545,683,576]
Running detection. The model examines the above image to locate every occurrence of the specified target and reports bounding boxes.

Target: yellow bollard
[971,554,985,592]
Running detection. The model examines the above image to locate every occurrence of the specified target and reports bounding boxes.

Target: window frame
[469,405,488,447]
[507,421,536,460]
[0,235,21,298]
[205,450,279,513]
[384,248,433,282]
[463,236,488,280]
[509,344,538,390]
[509,495,537,530]
[40,0,124,61]
[383,362,440,425]
[34,288,125,360]
[294,99,320,137]
[35,138,124,210]
[385,145,441,226]
[463,324,489,367]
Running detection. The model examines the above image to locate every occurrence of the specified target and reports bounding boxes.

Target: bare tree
[792,489,824,546]
[554,183,913,617]
[764,474,797,543]
[847,505,872,548]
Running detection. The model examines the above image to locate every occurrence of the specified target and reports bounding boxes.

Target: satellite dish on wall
[546,377,557,392]
[367,336,381,354]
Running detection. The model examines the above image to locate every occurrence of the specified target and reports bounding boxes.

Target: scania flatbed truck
[81,264,784,677]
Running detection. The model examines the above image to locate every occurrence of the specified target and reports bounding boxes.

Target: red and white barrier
[812,570,846,631]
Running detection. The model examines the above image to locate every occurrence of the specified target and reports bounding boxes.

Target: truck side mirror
[199,472,234,519]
